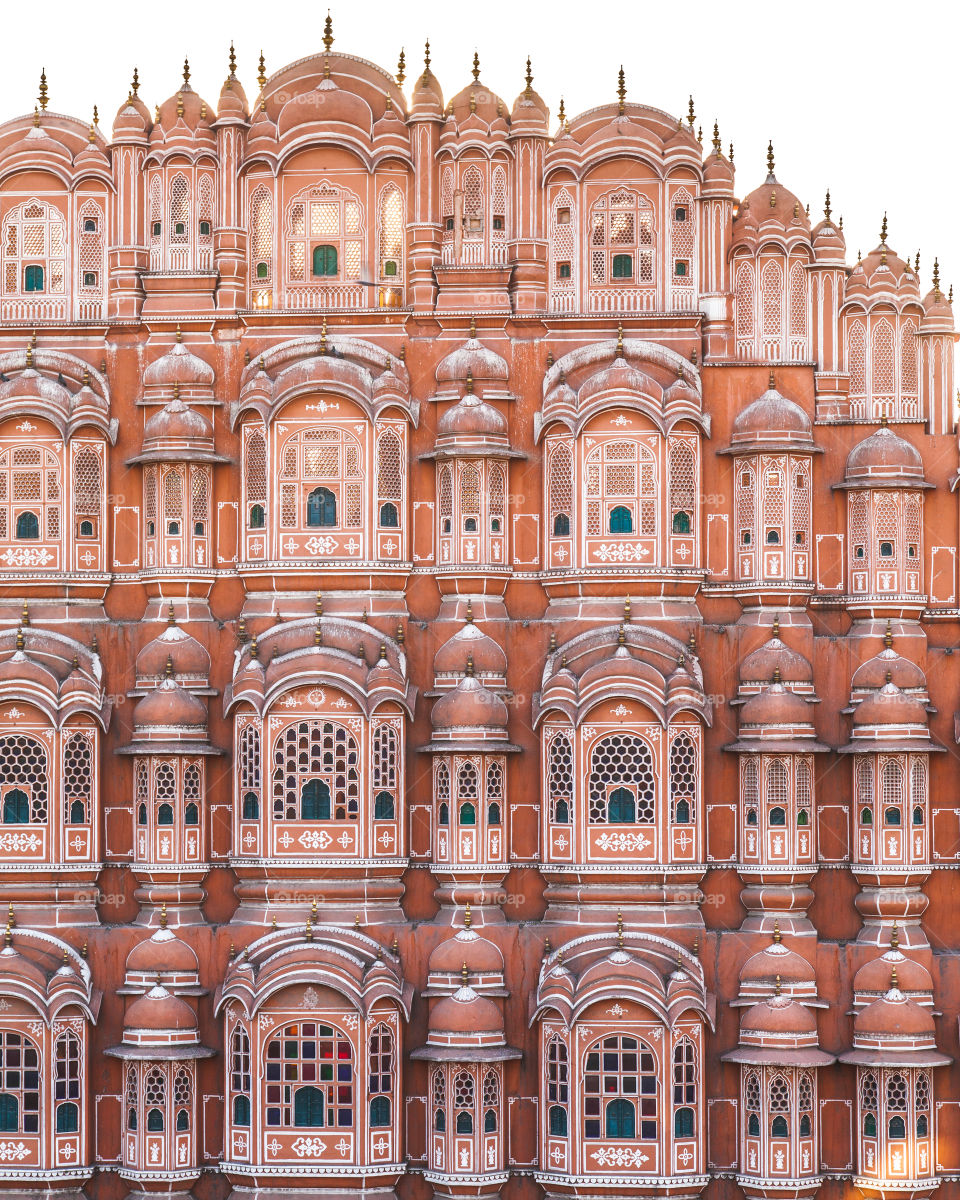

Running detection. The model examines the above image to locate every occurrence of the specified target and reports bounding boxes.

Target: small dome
[132,676,207,729]
[429,929,504,976]
[844,237,919,306]
[740,635,813,688]
[154,75,214,137]
[113,89,152,137]
[142,337,215,389]
[739,681,814,730]
[852,680,928,729]
[431,672,508,734]
[433,621,507,680]
[277,75,373,139]
[844,424,925,486]
[921,273,955,331]
[430,985,503,1037]
[136,620,211,680]
[436,334,509,388]
[124,984,197,1033]
[217,61,248,119]
[126,927,200,977]
[851,645,926,694]
[732,156,810,251]
[740,993,818,1039]
[853,949,933,999]
[739,932,817,993]
[812,218,846,261]
[855,987,936,1042]
[436,394,507,440]
[703,148,735,190]
[729,378,812,450]
[410,63,444,117]
[141,397,213,447]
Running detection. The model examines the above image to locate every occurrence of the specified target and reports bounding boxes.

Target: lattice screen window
[250,185,273,283]
[788,261,807,340]
[73,445,103,524]
[170,174,190,243]
[742,759,758,824]
[791,458,811,551]
[904,494,921,561]
[190,466,210,534]
[760,259,783,341]
[264,1022,355,1128]
[583,1035,657,1140]
[546,732,573,822]
[587,733,656,824]
[910,760,927,817]
[174,1066,192,1130]
[197,176,214,243]
[900,320,918,401]
[0,440,54,541]
[886,1073,907,1112]
[285,184,363,282]
[548,441,573,536]
[438,465,453,533]
[432,1068,446,1128]
[162,466,185,538]
[915,1072,930,1116]
[460,464,481,528]
[238,724,261,818]
[0,734,49,823]
[435,761,451,825]
[378,185,404,280]
[550,190,576,287]
[589,189,654,285]
[736,461,756,549]
[488,462,505,531]
[881,759,903,816]
[856,758,874,817]
[765,759,788,820]
[796,759,812,823]
[673,1038,697,1104]
[875,495,899,563]
[2,199,66,296]
[734,261,756,342]
[149,176,163,245]
[372,723,399,819]
[277,427,364,531]
[848,320,867,396]
[441,167,454,222]
[244,427,267,527]
[453,1070,475,1132]
[849,491,869,564]
[584,438,657,537]
[77,199,105,295]
[669,732,697,822]
[668,440,697,535]
[482,1069,500,1122]
[759,456,786,547]
[375,428,403,527]
[145,1066,168,1125]
[798,1072,813,1116]
[745,1072,761,1113]
[769,1074,791,1113]
[271,720,360,821]
[461,165,484,234]
[872,319,896,404]
[63,731,93,823]
[670,188,695,283]
[491,165,507,238]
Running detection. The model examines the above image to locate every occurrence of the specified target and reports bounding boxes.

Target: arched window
[2,199,66,301]
[607,786,636,823]
[0,736,48,826]
[798,1071,813,1138]
[454,1070,474,1133]
[265,1022,353,1129]
[250,185,273,288]
[734,260,756,345]
[745,1071,761,1136]
[273,721,360,822]
[766,760,788,826]
[669,440,697,539]
[548,441,573,540]
[848,319,867,398]
[433,1068,446,1132]
[768,1073,790,1138]
[2,789,28,824]
[761,259,784,346]
[55,1030,81,1132]
[584,438,657,541]
[482,1069,499,1133]
[547,1035,569,1135]
[588,734,656,824]
[368,1024,393,1127]
[378,184,404,281]
[609,505,633,534]
[294,1086,325,1127]
[301,778,331,821]
[670,734,697,824]
[370,1095,390,1127]
[15,512,39,539]
[436,760,450,827]
[307,486,337,527]
[372,723,398,822]
[675,1107,694,1137]
[547,732,574,824]
[230,1024,251,1126]
[0,1093,18,1131]
[584,1035,656,1140]
[286,183,362,284]
[590,189,654,285]
[233,1094,250,1126]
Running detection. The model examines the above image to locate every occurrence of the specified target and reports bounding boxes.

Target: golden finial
[271,915,277,929]
[464,902,472,928]
[361,607,368,624]
[91,633,99,655]
[772,613,780,638]
[424,39,431,74]
[3,925,10,948]
[379,643,387,663]
[257,51,267,90]
[38,68,48,112]
[33,106,40,129]
[933,258,941,300]
[182,57,190,86]
[391,934,399,954]
[616,624,626,648]
[466,654,475,677]
[697,125,702,145]
[465,601,473,626]
[615,322,624,358]
[772,666,783,686]
[687,95,695,127]
[886,669,893,684]
[891,964,899,990]
[729,142,734,163]
[461,961,469,986]
[557,947,563,966]
[558,97,566,130]
[167,602,177,627]
[616,66,626,115]
[891,920,899,950]
[624,596,631,622]
[7,903,13,927]
[315,591,323,618]
[164,654,175,679]
[544,936,551,957]
[237,617,247,643]
[469,92,477,114]
[677,947,683,971]
[173,380,180,402]
[469,315,476,338]
[766,140,775,178]
[793,200,799,219]
[131,67,140,98]
[472,50,481,81]
[15,628,24,652]
[880,212,888,245]
[250,635,259,661]
[775,973,782,996]
[305,917,314,941]
[465,369,474,394]
[314,622,322,646]
[616,909,624,949]
[160,902,167,928]
[773,918,781,943]
[885,619,893,649]
[320,313,327,355]
[688,628,696,652]
[20,601,29,627]
[229,941,236,960]
[524,56,533,99]
[712,121,721,153]
[769,189,777,209]
[769,369,776,391]
[396,622,405,645]
[81,940,87,958]
[396,49,406,86]
[549,630,557,653]
[693,936,699,956]
[824,190,832,222]
[323,11,334,52]
[915,251,921,274]
[228,42,237,78]
[25,340,33,369]
[354,913,361,928]
[177,92,184,119]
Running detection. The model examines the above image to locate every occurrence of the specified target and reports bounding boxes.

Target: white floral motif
[590,1146,648,1168]
[593,542,651,563]
[593,831,651,853]
[0,548,53,567]
[0,1142,30,1162]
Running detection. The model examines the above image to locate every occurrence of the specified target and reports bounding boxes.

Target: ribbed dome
[851,647,926,694]
[430,985,503,1037]
[126,927,199,977]
[739,681,814,729]
[143,338,215,388]
[844,425,925,486]
[436,394,507,439]
[739,937,817,992]
[429,928,504,975]
[729,379,813,449]
[740,993,818,1039]
[436,336,509,386]
[855,988,936,1041]
[133,677,207,729]
[433,621,507,680]
[740,636,813,687]
[277,76,373,138]
[141,397,213,447]
[136,622,211,680]
[852,681,928,729]
[124,984,197,1033]
[431,672,508,733]
[410,63,444,117]
[853,949,933,999]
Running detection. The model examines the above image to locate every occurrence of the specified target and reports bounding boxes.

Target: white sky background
[5,0,959,323]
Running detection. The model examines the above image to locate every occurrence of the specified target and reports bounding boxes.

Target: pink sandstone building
[0,22,954,1200]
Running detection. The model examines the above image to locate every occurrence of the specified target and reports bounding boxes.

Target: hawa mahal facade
[0,21,956,1200]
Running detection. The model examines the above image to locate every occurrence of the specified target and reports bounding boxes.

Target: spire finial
[465,598,474,623]
[933,257,941,300]
[687,94,695,127]
[183,57,190,86]
[168,602,176,626]
[616,321,624,358]
[891,920,899,950]
[15,628,24,652]
[769,369,776,390]
[524,56,534,98]
[464,902,472,928]
[772,666,782,685]
[396,48,406,86]
[257,51,267,90]
[880,211,888,245]
[623,595,631,622]
[228,42,237,78]
[165,654,174,678]
[469,315,476,338]
[824,189,832,222]
[320,313,327,356]
[131,67,140,98]
[712,120,720,153]
[772,613,780,638]
[558,97,566,132]
[465,369,474,394]
[424,39,431,73]
[773,918,781,944]
[20,601,29,627]
[617,624,626,647]
[472,50,481,81]
[616,909,624,950]
[775,973,782,996]
[885,619,893,649]
[160,902,167,928]
[616,66,626,115]
[766,140,775,179]
[323,11,334,53]
[891,964,899,990]
[461,961,469,986]
[315,591,323,618]
[465,653,475,677]
[38,68,48,112]
[88,107,98,142]
[250,634,259,661]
